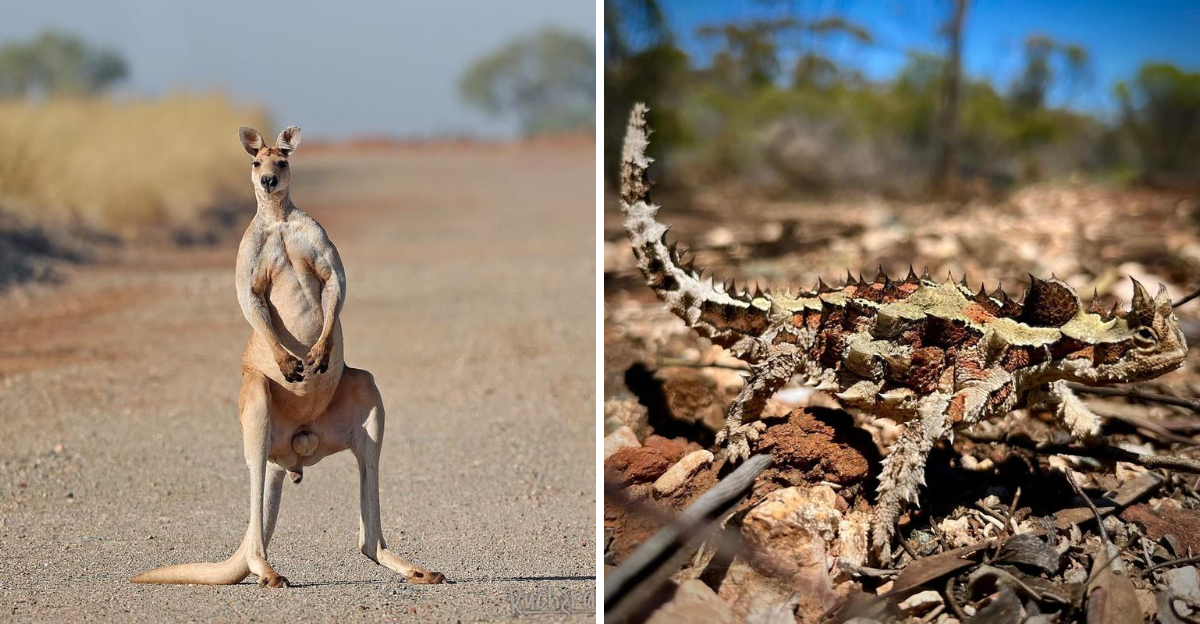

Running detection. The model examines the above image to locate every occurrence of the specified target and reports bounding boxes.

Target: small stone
[52,444,65,455]
[604,426,640,460]
[646,579,736,624]
[604,399,650,439]
[606,447,671,484]
[652,450,714,497]
[899,590,943,614]
[643,435,686,463]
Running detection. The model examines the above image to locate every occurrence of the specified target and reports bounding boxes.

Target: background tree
[933,0,967,195]
[0,30,128,97]
[1117,63,1200,186]
[459,28,595,136]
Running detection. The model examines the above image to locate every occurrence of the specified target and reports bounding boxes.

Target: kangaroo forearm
[316,279,343,345]
[244,295,286,352]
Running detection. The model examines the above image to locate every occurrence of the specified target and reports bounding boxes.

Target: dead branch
[1067,382,1200,416]
[961,429,1200,475]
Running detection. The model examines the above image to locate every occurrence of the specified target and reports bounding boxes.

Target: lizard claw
[717,421,767,464]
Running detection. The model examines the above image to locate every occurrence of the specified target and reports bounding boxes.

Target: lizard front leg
[715,343,802,463]
[1029,380,1102,441]
[872,368,1016,560]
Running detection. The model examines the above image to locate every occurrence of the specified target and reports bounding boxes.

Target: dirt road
[0,142,596,621]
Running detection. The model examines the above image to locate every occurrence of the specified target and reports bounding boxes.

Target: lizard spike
[960,273,970,288]
[976,282,987,299]
[845,269,855,288]
[753,283,763,299]
[921,266,931,281]
[763,284,773,296]
[817,277,830,293]
[991,282,1005,299]
[723,278,735,294]
[857,273,867,288]
[905,264,919,284]
[1086,288,1105,315]
[1105,299,1123,321]
[945,270,954,285]
[667,241,679,258]
[874,265,889,284]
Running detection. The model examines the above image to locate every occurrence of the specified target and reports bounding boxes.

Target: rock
[604,426,640,460]
[604,399,650,440]
[605,446,671,484]
[755,409,877,486]
[717,559,803,623]
[646,579,737,624]
[653,450,714,497]
[643,435,686,462]
[898,590,943,615]
[655,366,741,432]
[1164,567,1200,605]
[740,486,842,617]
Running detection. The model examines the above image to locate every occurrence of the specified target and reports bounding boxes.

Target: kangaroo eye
[253,161,261,168]
[278,161,288,168]
[1134,327,1159,347]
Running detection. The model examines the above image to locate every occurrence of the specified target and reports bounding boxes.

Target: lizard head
[1079,279,1187,384]
[239,126,302,196]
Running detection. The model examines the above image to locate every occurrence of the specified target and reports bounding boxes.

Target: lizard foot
[716,421,766,464]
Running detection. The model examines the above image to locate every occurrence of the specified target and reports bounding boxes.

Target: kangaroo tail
[131,543,250,585]
[620,103,771,356]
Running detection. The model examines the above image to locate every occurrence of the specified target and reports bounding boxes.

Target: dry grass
[0,93,267,236]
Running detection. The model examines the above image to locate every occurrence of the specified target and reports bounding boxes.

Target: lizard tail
[620,103,770,352]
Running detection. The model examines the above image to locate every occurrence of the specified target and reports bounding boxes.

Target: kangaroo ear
[239,126,265,156]
[276,126,302,155]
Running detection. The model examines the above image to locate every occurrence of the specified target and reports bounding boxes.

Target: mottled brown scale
[1000,345,1046,372]
[1094,340,1134,366]
[924,316,981,350]
[904,347,946,394]
[1050,336,1091,361]
[1019,278,1079,327]
[986,383,1014,412]
[699,300,768,334]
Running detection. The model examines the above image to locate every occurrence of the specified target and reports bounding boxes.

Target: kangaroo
[131,126,445,587]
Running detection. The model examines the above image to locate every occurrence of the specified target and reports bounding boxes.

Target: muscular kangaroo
[132,126,445,587]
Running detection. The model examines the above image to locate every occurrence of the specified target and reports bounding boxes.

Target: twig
[961,430,1200,475]
[1064,468,1109,544]
[1148,554,1200,572]
[1174,285,1200,309]
[838,562,900,579]
[604,454,773,622]
[1067,382,1200,416]
[945,575,968,622]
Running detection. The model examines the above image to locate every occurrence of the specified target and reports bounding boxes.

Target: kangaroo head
[238,126,302,195]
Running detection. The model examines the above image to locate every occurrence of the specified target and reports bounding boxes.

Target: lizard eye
[1134,327,1159,348]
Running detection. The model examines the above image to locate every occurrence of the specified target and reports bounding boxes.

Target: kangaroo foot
[257,572,290,588]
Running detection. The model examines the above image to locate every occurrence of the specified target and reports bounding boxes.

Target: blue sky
[660,0,1200,116]
[1,1,595,138]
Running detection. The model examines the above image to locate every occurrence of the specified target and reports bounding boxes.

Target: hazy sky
[662,0,1200,116]
[2,0,595,138]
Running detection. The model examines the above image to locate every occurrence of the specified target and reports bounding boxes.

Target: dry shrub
[0,93,267,236]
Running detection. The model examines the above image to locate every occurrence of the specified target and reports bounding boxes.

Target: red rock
[644,435,686,462]
[605,446,671,484]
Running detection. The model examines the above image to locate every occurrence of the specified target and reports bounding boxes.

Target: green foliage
[603,6,1162,195]
[0,30,128,97]
[459,28,595,136]
[1116,63,1200,185]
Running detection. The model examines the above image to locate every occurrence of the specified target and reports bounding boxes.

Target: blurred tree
[604,0,689,186]
[459,28,595,136]
[933,0,967,195]
[1010,34,1091,116]
[0,30,128,97]
[1116,63,1200,186]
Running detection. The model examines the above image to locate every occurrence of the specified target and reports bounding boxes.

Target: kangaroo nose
[260,175,277,190]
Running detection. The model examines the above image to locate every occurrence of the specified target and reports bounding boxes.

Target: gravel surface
[0,143,596,622]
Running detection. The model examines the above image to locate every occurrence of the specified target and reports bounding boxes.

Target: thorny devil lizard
[619,103,1189,559]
